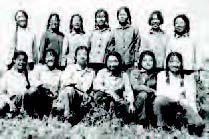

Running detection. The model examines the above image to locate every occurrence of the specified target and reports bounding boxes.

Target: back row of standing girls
[6,6,197,73]
[1,6,207,136]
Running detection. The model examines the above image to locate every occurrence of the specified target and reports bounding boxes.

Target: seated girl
[59,46,95,124]
[154,52,205,136]
[0,51,33,117]
[25,49,61,118]
[128,51,158,127]
[93,52,135,124]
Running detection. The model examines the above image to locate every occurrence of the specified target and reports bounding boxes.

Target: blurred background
[0,0,209,69]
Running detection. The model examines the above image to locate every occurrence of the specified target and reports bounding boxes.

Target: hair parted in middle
[117,6,132,25]
[95,8,110,29]
[74,45,89,64]
[69,14,85,34]
[138,50,156,71]
[148,10,164,25]
[47,13,60,30]
[166,52,184,87]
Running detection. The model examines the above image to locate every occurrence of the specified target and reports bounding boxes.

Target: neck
[49,28,59,33]
[119,22,128,27]
[16,68,25,73]
[97,25,106,30]
[73,28,82,34]
[175,31,188,37]
[48,65,55,71]
[151,27,162,33]
[171,71,181,77]
[110,69,121,77]
[78,63,86,70]
[18,27,27,31]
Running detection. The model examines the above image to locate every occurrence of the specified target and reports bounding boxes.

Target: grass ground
[0,117,208,139]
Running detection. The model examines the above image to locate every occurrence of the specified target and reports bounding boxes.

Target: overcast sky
[0,0,209,69]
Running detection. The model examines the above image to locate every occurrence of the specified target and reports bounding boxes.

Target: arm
[93,70,106,92]
[106,30,115,53]
[61,36,69,67]
[39,33,46,63]
[123,72,134,105]
[32,34,38,64]
[183,74,198,113]
[156,72,167,96]
[134,27,141,64]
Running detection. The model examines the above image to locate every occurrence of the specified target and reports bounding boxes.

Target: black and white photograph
[0,0,209,138]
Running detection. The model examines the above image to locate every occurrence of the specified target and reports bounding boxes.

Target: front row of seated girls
[0,46,207,136]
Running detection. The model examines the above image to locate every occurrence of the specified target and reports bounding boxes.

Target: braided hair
[166,52,184,87]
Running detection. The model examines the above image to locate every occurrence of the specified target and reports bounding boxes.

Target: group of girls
[0,6,208,137]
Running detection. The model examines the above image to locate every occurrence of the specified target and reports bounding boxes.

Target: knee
[61,87,75,97]
[135,91,147,101]
[153,96,168,113]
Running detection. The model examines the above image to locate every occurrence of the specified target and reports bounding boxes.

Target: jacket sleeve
[39,32,47,63]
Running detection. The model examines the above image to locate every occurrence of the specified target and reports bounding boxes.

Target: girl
[141,10,168,69]
[39,13,64,67]
[108,6,140,71]
[8,10,37,70]
[62,14,89,66]
[128,51,158,126]
[166,14,197,71]
[88,9,111,72]
[154,52,204,135]
[27,49,62,118]
[93,52,135,124]
[0,51,33,117]
[60,46,95,124]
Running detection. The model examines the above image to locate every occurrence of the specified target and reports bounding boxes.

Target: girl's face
[14,55,27,71]
[151,14,160,29]
[107,55,120,72]
[168,55,181,73]
[141,55,154,71]
[72,16,81,29]
[96,11,106,27]
[76,49,88,65]
[45,51,56,67]
[175,17,186,34]
[16,12,27,28]
[49,15,59,30]
[118,9,128,24]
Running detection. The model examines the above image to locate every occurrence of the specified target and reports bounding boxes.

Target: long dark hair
[166,52,184,87]
[15,10,28,22]
[117,6,132,25]
[74,46,89,64]
[43,49,59,69]
[148,10,164,25]
[138,51,156,72]
[105,51,123,73]
[174,14,190,35]
[47,13,60,30]
[95,8,110,29]
[8,51,28,70]
[14,10,28,51]
[8,50,30,89]
[69,14,85,34]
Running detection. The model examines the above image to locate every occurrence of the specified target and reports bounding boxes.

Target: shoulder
[97,68,109,76]
[64,64,76,72]
[128,68,140,76]
[157,71,166,78]
[132,25,139,32]
[40,31,48,38]
[1,70,12,80]
[57,31,65,38]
